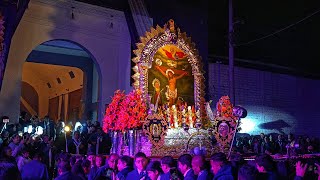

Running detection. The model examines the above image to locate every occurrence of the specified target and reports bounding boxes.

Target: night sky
[78,0,320,79]
[210,0,320,79]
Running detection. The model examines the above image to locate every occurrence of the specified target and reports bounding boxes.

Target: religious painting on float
[148,44,194,107]
[131,19,211,157]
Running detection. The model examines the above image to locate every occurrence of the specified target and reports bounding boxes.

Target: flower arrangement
[102,90,126,133]
[103,89,147,133]
[118,89,147,130]
[216,95,236,119]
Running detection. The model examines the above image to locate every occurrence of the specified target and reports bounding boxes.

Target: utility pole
[228,0,235,105]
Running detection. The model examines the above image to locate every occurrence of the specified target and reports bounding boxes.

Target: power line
[234,8,320,47]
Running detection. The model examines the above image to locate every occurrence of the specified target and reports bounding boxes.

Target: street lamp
[64,126,70,153]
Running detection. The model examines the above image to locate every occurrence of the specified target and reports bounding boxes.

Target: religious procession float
[103,19,247,158]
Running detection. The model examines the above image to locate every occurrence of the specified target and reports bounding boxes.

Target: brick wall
[208,63,320,137]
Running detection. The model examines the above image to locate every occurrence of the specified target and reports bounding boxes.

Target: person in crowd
[21,152,49,180]
[88,154,105,180]
[71,163,86,180]
[160,156,177,180]
[81,159,91,177]
[177,154,196,180]
[238,164,258,180]
[17,148,31,171]
[255,153,278,180]
[68,131,86,155]
[116,155,134,180]
[275,134,287,154]
[97,127,112,155]
[0,160,21,180]
[40,134,57,168]
[87,151,96,168]
[0,146,17,165]
[94,153,119,179]
[146,161,163,180]
[8,134,24,157]
[1,130,10,148]
[192,155,212,180]
[43,115,56,139]
[126,152,149,180]
[55,160,80,180]
[96,154,106,169]
[210,152,233,180]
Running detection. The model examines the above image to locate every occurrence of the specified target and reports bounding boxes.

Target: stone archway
[21,39,102,123]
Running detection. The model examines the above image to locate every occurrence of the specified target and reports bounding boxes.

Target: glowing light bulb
[64,126,70,132]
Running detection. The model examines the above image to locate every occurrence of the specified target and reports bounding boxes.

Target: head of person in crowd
[87,151,96,167]
[59,152,72,162]
[89,126,96,134]
[42,134,49,143]
[21,148,30,159]
[191,155,206,175]
[255,154,275,173]
[117,155,133,171]
[177,154,192,175]
[11,134,21,144]
[96,127,103,134]
[81,159,91,174]
[210,152,227,175]
[58,160,72,175]
[134,152,149,172]
[161,156,175,174]
[1,146,12,158]
[1,130,9,139]
[260,133,265,140]
[33,152,44,162]
[71,163,85,177]
[146,161,163,180]
[107,153,119,170]
[93,121,101,128]
[73,131,80,141]
[238,164,258,180]
[96,154,106,168]
[288,133,294,142]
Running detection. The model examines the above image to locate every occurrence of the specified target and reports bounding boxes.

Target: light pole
[64,126,70,153]
[229,0,235,105]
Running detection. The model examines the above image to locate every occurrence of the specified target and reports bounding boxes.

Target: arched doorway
[21,39,102,124]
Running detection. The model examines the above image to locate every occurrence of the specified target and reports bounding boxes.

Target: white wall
[0,0,132,123]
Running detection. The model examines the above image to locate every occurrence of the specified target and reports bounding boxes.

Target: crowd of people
[1,149,320,180]
[0,113,320,180]
[234,133,320,156]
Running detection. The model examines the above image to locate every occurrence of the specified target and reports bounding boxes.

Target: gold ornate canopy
[132,19,206,113]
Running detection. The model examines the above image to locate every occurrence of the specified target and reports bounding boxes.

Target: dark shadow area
[258,119,291,134]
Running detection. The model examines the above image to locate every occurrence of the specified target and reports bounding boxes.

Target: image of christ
[148,45,194,106]
[155,66,187,106]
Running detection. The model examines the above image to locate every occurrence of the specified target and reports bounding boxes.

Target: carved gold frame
[132,19,206,112]
[211,116,238,152]
[142,114,169,148]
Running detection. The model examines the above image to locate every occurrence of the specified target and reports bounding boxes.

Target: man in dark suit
[117,155,134,180]
[160,156,175,180]
[21,152,49,180]
[160,156,182,180]
[210,152,234,180]
[192,155,212,180]
[126,152,150,180]
[178,154,196,180]
[55,160,80,180]
[93,153,119,179]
